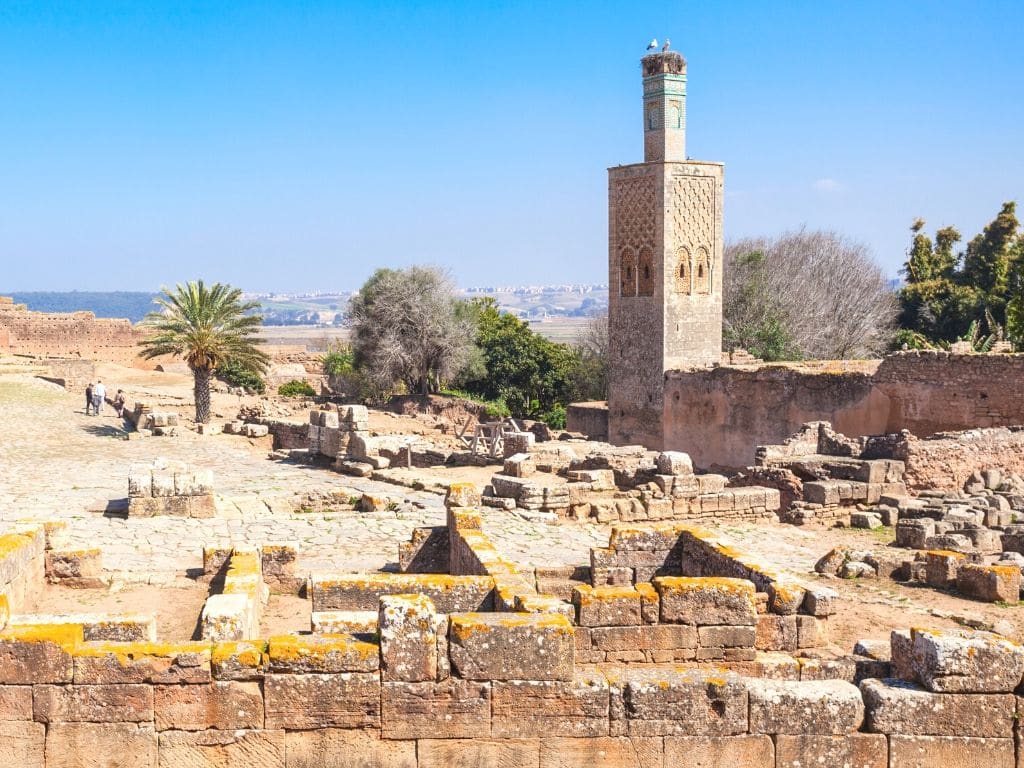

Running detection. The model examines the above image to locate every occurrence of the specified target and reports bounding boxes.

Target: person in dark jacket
[85,383,94,415]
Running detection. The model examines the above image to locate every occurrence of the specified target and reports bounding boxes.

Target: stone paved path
[0,377,605,580]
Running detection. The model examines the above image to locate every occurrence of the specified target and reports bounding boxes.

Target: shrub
[216,357,266,394]
[539,404,567,430]
[278,380,316,398]
[440,389,511,419]
[322,345,355,376]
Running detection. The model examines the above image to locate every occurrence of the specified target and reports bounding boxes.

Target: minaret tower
[607,49,724,448]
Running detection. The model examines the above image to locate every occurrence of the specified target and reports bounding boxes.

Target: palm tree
[139,281,269,423]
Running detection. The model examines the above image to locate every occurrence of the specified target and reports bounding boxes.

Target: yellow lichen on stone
[71,641,211,663]
[268,633,378,662]
[212,640,267,668]
[0,622,84,647]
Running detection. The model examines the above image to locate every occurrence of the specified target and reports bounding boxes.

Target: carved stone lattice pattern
[613,176,657,254]
[669,175,716,292]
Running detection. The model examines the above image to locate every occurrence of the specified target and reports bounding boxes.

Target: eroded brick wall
[663,352,1024,469]
[0,299,145,367]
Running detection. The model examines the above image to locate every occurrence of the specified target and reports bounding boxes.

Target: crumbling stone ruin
[127,459,215,518]
[4,484,1024,766]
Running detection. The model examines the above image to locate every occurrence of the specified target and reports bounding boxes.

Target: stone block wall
[2,612,1022,766]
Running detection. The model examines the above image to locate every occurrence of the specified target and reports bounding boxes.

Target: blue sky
[1,1,1022,291]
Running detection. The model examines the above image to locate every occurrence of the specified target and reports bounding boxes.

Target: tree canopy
[898,202,1024,348]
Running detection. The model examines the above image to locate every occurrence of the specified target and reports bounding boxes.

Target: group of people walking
[84,380,126,417]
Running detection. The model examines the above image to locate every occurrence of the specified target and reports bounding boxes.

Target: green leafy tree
[139,281,268,423]
[455,298,581,420]
[899,204,1023,347]
[962,202,1019,296]
[1007,237,1024,346]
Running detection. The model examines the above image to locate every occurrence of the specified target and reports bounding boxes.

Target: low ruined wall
[35,359,95,391]
[891,427,1024,492]
[567,402,609,441]
[261,418,308,450]
[663,352,1024,469]
[663,365,889,469]
[0,297,147,368]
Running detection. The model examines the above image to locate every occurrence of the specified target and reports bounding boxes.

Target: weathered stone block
[210,641,266,681]
[284,728,416,768]
[504,453,536,478]
[157,729,284,767]
[654,577,756,625]
[956,563,1021,603]
[697,625,756,649]
[887,735,1014,768]
[801,585,839,617]
[573,584,643,627]
[263,673,380,729]
[890,629,915,681]
[755,614,798,652]
[619,669,748,736]
[656,451,694,476]
[797,615,829,648]
[33,684,153,723]
[381,679,489,739]
[73,642,212,685]
[747,679,864,734]
[589,624,697,653]
[448,612,574,681]
[663,735,775,768]
[773,734,886,768]
[925,549,966,588]
[45,723,157,768]
[417,739,540,768]
[0,721,45,766]
[491,672,609,738]
[910,627,1024,693]
[0,637,74,684]
[153,681,263,731]
[379,594,436,682]
[202,591,256,643]
[309,573,493,614]
[0,685,32,719]
[266,633,378,675]
[861,678,1013,737]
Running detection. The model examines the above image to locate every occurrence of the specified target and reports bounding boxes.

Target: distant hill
[8,292,158,323]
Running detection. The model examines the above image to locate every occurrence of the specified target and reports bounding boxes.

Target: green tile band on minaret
[642,51,687,163]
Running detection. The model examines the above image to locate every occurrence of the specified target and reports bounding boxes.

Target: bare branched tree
[348,266,475,396]
[724,229,896,360]
[570,312,609,401]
